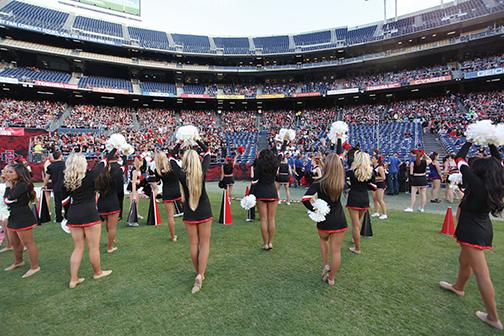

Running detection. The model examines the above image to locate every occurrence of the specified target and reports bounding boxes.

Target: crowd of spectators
[0,99,66,129]
[63,105,135,131]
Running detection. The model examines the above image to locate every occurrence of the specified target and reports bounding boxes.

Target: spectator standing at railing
[45,151,66,224]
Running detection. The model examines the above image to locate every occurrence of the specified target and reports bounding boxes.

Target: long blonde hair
[351,151,372,182]
[133,157,143,170]
[64,153,87,191]
[155,151,171,175]
[182,150,202,211]
[319,154,345,202]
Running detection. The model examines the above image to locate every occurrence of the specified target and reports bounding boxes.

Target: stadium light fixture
[195,101,206,104]
[432,34,437,37]
[447,31,456,35]
[369,94,376,97]
[386,94,393,97]
[101,96,114,100]
[338,97,344,100]
[74,94,83,98]
[153,99,164,102]
[37,91,54,95]
[2,87,10,91]
[411,89,419,92]
[421,36,426,39]
[132,98,139,102]
[73,59,82,63]
[0,47,8,51]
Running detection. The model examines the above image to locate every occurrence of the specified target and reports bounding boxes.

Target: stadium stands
[78,76,133,92]
[183,84,206,95]
[172,34,212,53]
[0,67,71,83]
[140,82,177,96]
[73,16,123,38]
[128,26,171,50]
[0,98,66,128]
[293,31,332,45]
[0,1,69,31]
[213,37,251,54]
[253,35,291,53]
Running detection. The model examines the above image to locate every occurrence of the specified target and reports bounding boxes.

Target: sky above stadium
[40,0,449,36]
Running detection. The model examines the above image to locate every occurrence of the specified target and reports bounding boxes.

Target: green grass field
[1,191,503,336]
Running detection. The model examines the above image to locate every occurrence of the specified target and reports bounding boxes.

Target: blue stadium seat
[74,16,123,38]
[183,84,205,94]
[1,1,69,31]
[253,35,291,53]
[140,82,176,95]
[225,131,258,164]
[78,76,133,92]
[0,67,71,83]
[213,37,250,54]
[293,31,331,46]
[172,34,212,53]
[128,27,171,50]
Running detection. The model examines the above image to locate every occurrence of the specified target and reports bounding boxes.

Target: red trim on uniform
[99,210,120,216]
[457,240,492,251]
[318,228,348,233]
[346,206,369,211]
[62,197,71,206]
[4,197,16,205]
[301,196,315,201]
[251,180,258,185]
[256,198,279,201]
[454,157,466,165]
[163,197,182,203]
[7,223,37,232]
[67,220,102,228]
[183,217,213,225]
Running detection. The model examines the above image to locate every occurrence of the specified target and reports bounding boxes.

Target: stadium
[0,0,503,335]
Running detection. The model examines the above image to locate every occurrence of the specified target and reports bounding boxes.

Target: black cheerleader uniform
[4,181,37,231]
[410,160,428,187]
[222,163,235,186]
[251,141,285,201]
[110,162,125,217]
[156,169,182,203]
[302,182,347,233]
[454,142,501,250]
[346,170,376,210]
[63,160,106,228]
[276,163,290,184]
[97,167,121,217]
[169,141,212,225]
[373,165,386,190]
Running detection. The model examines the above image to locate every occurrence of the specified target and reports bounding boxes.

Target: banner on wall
[365,83,401,91]
[91,87,130,94]
[216,94,246,100]
[327,88,359,95]
[256,94,286,99]
[291,92,321,97]
[142,91,175,97]
[464,67,504,80]
[179,93,210,98]
[35,81,78,89]
[0,77,19,84]
[0,128,25,136]
[409,75,452,86]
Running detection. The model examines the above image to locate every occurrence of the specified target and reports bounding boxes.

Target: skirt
[346,190,370,210]
[222,176,235,186]
[97,192,121,216]
[67,201,102,227]
[7,206,37,231]
[410,175,428,187]
[252,182,278,202]
[275,174,289,184]
[455,210,493,250]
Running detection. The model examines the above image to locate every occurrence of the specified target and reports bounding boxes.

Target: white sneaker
[286,202,291,205]
[60,219,70,234]
[278,200,282,205]
[404,208,413,212]
[418,208,425,213]
[371,213,381,218]
[379,214,388,220]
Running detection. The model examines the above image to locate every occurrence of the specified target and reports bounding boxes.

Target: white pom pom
[491,124,504,147]
[106,133,127,151]
[120,143,135,156]
[308,210,326,223]
[312,199,330,216]
[60,219,70,234]
[0,204,9,220]
[328,121,349,144]
[278,128,296,142]
[465,120,496,146]
[448,173,463,185]
[240,195,256,210]
[176,125,199,147]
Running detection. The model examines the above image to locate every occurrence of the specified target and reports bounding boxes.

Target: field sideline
[1,191,503,336]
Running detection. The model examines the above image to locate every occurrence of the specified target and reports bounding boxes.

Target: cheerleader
[429,152,442,203]
[42,156,52,214]
[276,155,293,205]
[439,142,504,330]
[155,151,182,242]
[3,163,40,278]
[371,155,388,220]
[404,150,432,212]
[302,153,346,286]
[311,156,323,182]
[220,156,236,200]
[346,151,376,254]
[127,156,144,225]
[444,154,462,203]
[0,166,14,253]
[168,139,212,294]
[63,153,112,289]
[96,152,121,253]
[252,145,282,250]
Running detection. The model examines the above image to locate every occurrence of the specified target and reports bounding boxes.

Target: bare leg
[17,230,39,270]
[378,189,387,216]
[105,213,119,251]
[70,227,85,283]
[410,186,418,209]
[420,188,427,209]
[372,191,380,214]
[453,247,472,291]
[7,230,23,265]
[465,246,501,323]
[164,203,176,240]
[318,232,329,267]
[285,185,291,203]
[267,201,278,246]
[84,224,104,276]
[196,220,212,277]
[257,201,268,246]
[348,209,361,252]
[185,224,199,273]
[328,231,346,282]
[228,184,233,200]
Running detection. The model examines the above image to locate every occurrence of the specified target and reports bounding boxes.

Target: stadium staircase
[49,105,73,131]
[131,80,141,95]
[132,112,141,130]
[122,25,130,40]
[482,0,497,7]
[166,33,175,47]
[69,73,80,85]
[0,0,11,10]
[455,96,468,114]
[423,132,447,157]
[257,131,270,152]
[64,13,76,31]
